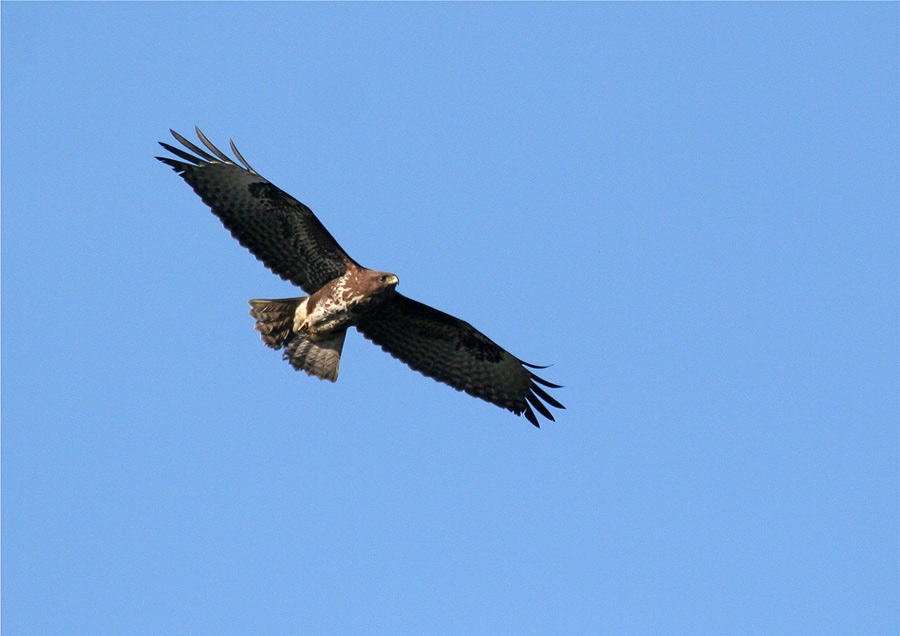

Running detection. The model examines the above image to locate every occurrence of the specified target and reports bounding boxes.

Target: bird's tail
[282,330,346,382]
[249,298,304,349]
[248,298,345,382]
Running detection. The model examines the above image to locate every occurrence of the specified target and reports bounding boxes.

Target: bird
[156,128,564,427]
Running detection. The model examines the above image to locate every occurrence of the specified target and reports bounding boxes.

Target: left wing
[356,294,564,427]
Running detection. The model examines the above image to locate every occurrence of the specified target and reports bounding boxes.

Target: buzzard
[157,128,564,427]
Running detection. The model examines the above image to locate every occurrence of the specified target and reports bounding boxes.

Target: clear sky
[3,3,897,634]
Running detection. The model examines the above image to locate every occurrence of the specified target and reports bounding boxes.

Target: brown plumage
[157,128,564,427]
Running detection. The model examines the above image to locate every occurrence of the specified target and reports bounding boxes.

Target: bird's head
[370,270,399,293]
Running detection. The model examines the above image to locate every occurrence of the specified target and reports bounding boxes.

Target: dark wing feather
[356,294,564,427]
[156,128,356,293]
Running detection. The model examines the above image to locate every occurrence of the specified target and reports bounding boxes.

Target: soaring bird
[157,128,563,426]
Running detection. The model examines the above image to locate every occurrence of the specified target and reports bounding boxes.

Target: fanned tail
[248,298,345,382]
[282,331,346,382]
[249,298,305,349]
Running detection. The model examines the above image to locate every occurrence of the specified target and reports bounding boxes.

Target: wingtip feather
[525,392,556,422]
[523,406,541,428]
[195,127,232,163]
[169,129,217,162]
[229,137,256,173]
[531,383,565,410]
[529,372,563,389]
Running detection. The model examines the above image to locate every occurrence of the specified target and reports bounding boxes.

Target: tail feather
[249,298,304,349]
[283,331,346,382]
[248,297,345,381]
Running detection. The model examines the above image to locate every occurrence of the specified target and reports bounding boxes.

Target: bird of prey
[157,128,564,427]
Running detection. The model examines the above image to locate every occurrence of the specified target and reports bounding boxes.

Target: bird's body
[293,267,400,339]
[157,128,563,426]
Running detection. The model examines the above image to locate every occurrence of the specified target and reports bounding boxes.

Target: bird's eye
[379,275,387,282]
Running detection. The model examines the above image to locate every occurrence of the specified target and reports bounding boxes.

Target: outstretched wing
[356,294,564,427]
[156,128,356,293]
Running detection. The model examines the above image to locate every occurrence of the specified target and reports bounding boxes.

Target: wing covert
[157,128,355,293]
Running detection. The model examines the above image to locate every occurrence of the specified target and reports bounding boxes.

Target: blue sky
[3,3,897,634]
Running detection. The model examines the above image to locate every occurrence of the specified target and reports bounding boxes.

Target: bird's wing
[157,128,356,293]
[356,293,564,427]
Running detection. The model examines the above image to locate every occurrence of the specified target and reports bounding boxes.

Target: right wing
[157,128,357,293]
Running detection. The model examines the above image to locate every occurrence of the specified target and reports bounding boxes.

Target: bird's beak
[389,274,399,286]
